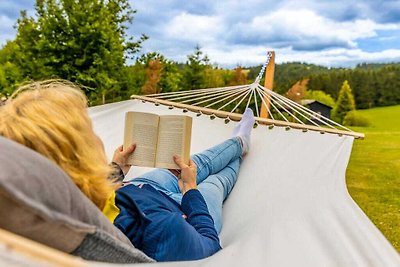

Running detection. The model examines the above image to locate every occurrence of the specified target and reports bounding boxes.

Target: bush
[343,111,370,127]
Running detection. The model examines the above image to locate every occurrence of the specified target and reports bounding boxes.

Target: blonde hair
[0,80,114,209]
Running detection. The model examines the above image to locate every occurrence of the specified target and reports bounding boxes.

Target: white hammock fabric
[89,100,400,267]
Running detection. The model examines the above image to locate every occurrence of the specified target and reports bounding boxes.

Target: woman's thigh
[128,169,181,194]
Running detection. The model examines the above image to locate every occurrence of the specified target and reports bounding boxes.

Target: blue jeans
[128,138,243,233]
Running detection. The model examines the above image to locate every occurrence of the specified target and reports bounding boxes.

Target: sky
[1,0,400,68]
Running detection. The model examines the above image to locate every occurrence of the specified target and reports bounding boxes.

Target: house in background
[284,79,333,125]
[301,99,333,124]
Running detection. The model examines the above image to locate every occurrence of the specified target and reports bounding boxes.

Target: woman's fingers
[122,143,136,157]
[114,144,136,161]
[114,144,135,156]
[173,155,187,169]
[112,144,136,175]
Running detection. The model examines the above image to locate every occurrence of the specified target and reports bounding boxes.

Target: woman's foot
[232,108,255,155]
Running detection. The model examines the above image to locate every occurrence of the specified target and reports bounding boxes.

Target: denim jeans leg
[191,137,242,184]
[128,169,182,203]
[197,158,240,233]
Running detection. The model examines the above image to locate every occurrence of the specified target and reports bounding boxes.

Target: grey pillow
[0,136,153,263]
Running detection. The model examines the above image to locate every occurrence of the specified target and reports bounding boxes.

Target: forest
[0,0,399,112]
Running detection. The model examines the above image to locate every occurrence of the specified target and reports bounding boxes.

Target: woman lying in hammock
[0,80,254,262]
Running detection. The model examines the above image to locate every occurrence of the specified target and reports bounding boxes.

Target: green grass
[346,105,400,251]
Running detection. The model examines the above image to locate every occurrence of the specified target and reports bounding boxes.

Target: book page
[124,112,159,167]
[155,116,192,169]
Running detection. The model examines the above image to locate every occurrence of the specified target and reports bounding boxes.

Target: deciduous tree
[9,0,147,104]
[229,66,248,85]
[137,52,182,94]
[304,90,335,108]
[142,60,163,95]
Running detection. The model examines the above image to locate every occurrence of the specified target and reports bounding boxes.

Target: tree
[160,63,183,93]
[182,46,210,90]
[137,52,183,94]
[142,60,163,95]
[229,66,248,85]
[0,41,25,96]
[0,62,23,96]
[286,79,308,103]
[9,0,147,104]
[348,70,375,109]
[203,67,231,89]
[331,80,356,123]
[120,64,146,97]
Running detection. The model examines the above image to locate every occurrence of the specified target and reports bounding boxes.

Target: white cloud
[203,45,274,67]
[276,47,400,67]
[164,12,223,44]
[201,45,400,68]
[231,9,399,50]
[154,7,400,67]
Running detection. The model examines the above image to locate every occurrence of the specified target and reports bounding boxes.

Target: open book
[123,112,192,169]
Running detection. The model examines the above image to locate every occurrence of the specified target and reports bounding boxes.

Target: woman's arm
[180,189,219,241]
[173,156,218,237]
[171,156,220,254]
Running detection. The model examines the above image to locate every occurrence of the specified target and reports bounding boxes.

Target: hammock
[87,54,399,266]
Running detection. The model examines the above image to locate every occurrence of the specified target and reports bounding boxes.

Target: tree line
[248,62,400,109]
[0,0,399,111]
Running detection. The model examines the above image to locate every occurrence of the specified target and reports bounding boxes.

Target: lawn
[346,105,400,252]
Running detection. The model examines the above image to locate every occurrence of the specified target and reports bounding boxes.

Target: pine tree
[183,46,209,90]
[331,80,356,123]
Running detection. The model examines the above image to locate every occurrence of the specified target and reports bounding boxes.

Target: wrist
[182,184,197,195]
[109,162,125,182]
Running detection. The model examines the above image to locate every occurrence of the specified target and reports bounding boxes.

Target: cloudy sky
[1,0,400,68]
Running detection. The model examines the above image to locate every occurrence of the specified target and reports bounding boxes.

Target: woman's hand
[173,155,197,195]
[112,144,136,175]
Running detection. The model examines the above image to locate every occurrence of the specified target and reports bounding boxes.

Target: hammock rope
[131,52,363,139]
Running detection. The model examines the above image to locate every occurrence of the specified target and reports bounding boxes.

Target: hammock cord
[143,52,355,135]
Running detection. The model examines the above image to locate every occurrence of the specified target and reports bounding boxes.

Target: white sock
[232,108,255,154]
